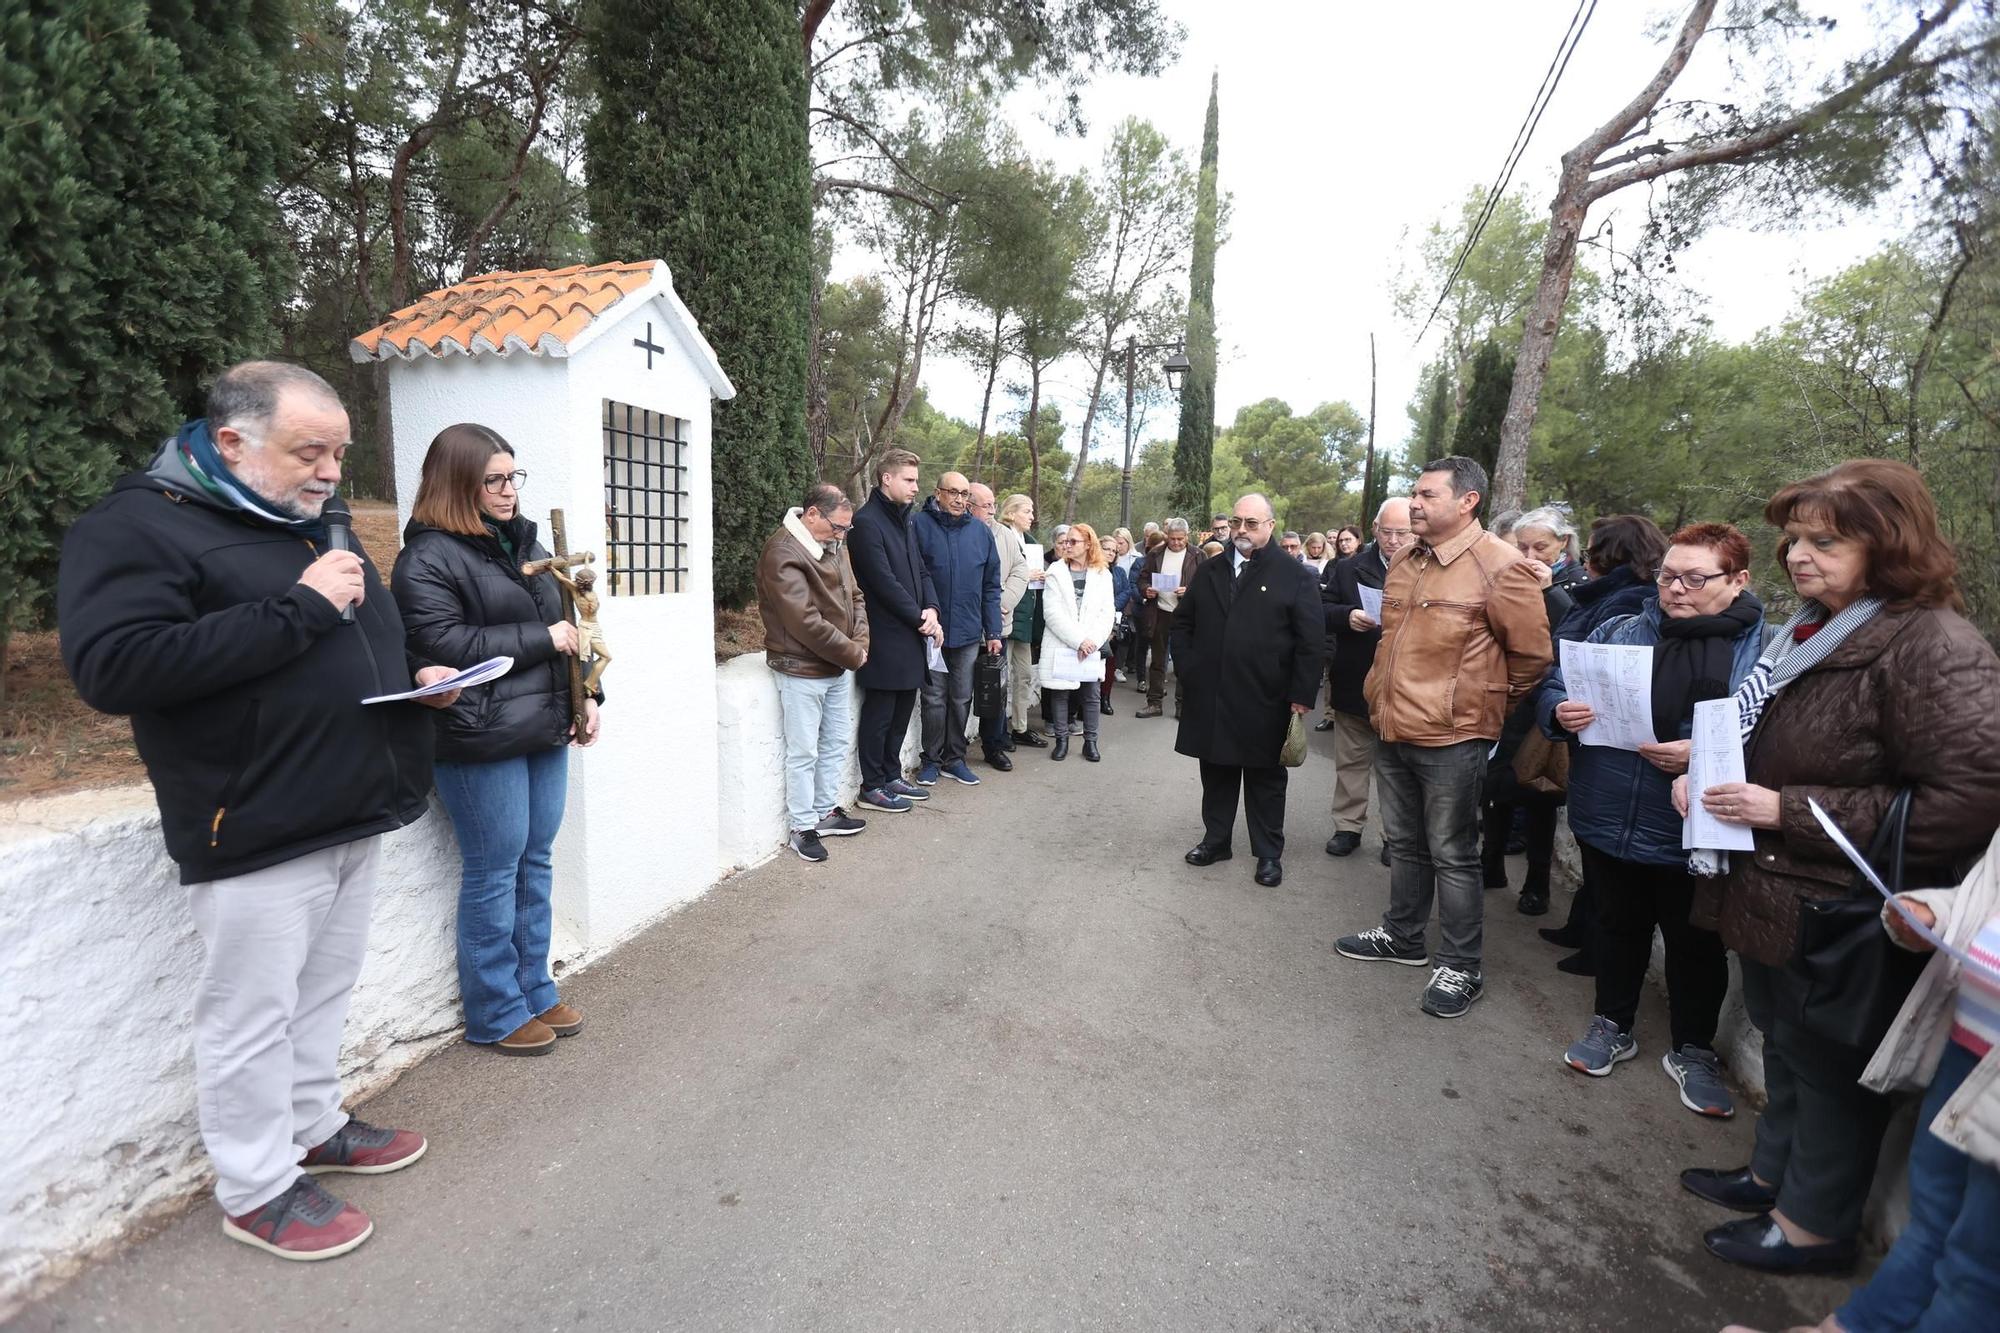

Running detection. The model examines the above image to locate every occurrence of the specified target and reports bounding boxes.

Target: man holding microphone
[60,361,459,1261]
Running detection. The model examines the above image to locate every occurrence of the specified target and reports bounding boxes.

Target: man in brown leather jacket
[756,482,871,863]
[1334,456,1551,1019]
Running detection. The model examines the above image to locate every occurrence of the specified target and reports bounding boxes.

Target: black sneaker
[815,808,866,837]
[1421,966,1484,1019]
[788,829,829,862]
[1333,926,1428,966]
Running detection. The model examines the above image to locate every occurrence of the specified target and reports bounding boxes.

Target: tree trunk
[1493,161,1588,513]
[1906,227,1978,469]
[970,308,1002,482]
[1063,329,1114,522]
[1118,338,1136,530]
[1026,367,1044,515]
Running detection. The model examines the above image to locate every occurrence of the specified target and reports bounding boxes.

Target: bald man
[912,470,1003,785]
[1172,492,1324,887]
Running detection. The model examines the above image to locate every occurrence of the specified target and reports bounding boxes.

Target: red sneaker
[300,1118,427,1176]
[223,1177,372,1261]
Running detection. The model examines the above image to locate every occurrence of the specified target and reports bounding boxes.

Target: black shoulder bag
[1790,788,1927,1050]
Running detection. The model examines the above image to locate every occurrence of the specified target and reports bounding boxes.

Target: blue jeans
[773,670,854,831]
[1377,738,1488,973]
[434,747,568,1043]
[1837,1041,2000,1332]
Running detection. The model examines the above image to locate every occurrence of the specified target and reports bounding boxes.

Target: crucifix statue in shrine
[521,550,613,695]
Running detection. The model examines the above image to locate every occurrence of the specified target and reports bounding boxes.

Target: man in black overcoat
[845,448,941,812]
[1172,492,1324,886]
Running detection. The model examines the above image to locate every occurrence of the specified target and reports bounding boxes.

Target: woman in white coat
[1040,521,1117,762]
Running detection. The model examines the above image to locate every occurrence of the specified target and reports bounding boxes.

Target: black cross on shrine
[633,321,666,369]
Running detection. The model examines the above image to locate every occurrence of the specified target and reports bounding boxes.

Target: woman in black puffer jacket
[391,423,602,1058]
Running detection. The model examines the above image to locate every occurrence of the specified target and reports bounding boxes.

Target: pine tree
[1451,341,1514,512]
[0,0,293,697]
[585,0,813,608]
[1169,73,1219,520]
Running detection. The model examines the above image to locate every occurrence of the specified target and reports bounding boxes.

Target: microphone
[321,495,357,624]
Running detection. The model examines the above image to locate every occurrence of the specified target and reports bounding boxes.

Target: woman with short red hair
[1674,458,2000,1276]
[1538,521,1765,1116]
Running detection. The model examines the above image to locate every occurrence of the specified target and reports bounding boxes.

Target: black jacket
[1171,542,1324,767]
[391,517,575,764]
[848,488,939,691]
[1320,544,1390,719]
[58,470,434,885]
[1484,559,1589,803]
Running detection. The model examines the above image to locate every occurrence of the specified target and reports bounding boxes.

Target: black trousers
[1740,958,1898,1240]
[1577,842,1727,1049]
[1481,798,1558,894]
[857,686,917,789]
[1199,761,1288,858]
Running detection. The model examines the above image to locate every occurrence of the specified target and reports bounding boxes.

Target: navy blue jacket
[912,496,1001,648]
[849,488,939,691]
[1109,562,1137,620]
[1536,596,1764,866]
[1552,564,1652,643]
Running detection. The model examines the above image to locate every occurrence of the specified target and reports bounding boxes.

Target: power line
[1414,0,1599,349]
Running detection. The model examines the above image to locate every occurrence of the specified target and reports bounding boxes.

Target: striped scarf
[1689,595,1884,877]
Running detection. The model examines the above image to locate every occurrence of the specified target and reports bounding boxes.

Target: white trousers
[187,837,378,1214]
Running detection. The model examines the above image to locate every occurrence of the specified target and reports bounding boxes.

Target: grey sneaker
[1565,1014,1637,1075]
[1664,1046,1736,1118]
[815,808,866,837]
[1333,926,1428,967]
[1421,965,1484,1019]
[788,829,829,862]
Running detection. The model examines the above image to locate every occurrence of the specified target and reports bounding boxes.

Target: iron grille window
[602,399,689,596]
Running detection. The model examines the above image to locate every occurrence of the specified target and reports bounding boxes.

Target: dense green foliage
[1170,75,1220,519]
[0,0,292,685]
[1210,399,1366,535]
[586,0,813,608]
[1451,341,1514,510]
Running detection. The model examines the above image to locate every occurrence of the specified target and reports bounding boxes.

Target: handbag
[1511,728,1570,796]
[1280,711,1308,768]
[973,651,1005,717]
[1790,788,1927,1050]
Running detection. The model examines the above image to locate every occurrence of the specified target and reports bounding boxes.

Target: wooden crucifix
[547,509,588,737]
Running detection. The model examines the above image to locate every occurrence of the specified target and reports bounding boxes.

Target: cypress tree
[584,0,813,608]
[1169,73,1219,520]
[1451,341,1515,513]
[0,0,293,695]
[1420,369,1450,457]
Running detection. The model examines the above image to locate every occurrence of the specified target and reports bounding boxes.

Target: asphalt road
[13,690,1855,1332]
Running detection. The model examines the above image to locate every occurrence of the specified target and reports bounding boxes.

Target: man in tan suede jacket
[756,482,871,863]
[1334,455,1551,1019]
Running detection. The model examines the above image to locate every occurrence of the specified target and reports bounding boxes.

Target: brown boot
[537,1003,583,1037]
[491,1018,556,1056]
[1135,704,1163,718]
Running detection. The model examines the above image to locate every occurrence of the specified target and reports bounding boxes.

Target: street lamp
[1121,336,1188,529]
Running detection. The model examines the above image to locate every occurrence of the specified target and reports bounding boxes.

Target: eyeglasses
[482,470,527,494]
[1057,537,1082,547]
[1376,526,1413,539]
[828,522,852,537]
[1226,516,1269,531]
[1657,569,1727,590]
[938,486,971,499]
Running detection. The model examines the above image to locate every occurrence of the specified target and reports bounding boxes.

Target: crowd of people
[53,357,2000,1326]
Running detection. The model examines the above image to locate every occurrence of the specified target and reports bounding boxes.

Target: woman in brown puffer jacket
[1672,459,2000,1277]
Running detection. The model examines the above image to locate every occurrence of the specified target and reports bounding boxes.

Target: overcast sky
[832,0,1908,457]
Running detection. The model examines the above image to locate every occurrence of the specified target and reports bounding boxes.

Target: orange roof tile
[349,261,662,361]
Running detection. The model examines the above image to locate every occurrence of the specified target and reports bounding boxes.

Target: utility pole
[1360,333,1378,520]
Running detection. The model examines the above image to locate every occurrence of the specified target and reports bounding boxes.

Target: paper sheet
[1357,585,1383,622]
[1021,544,1043,570]
[1684,698,1756,852]
[362,655,512,705]
[1558,639,1655,750]
[1046,649,1101,683]
[926,639,946,673]
[1807,798,2000,981]
[1151,572,1180,592]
